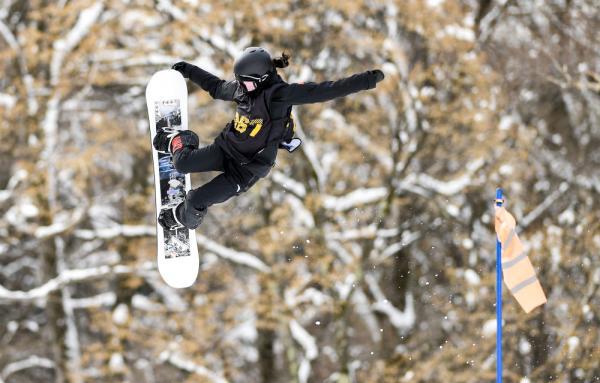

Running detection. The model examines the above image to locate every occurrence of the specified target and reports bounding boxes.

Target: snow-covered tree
[0,1,597,382]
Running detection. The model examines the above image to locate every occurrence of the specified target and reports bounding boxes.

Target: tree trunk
[41,246,67,383]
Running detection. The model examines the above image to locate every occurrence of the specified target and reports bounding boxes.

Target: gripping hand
[172,61,193,78]
[370,69,385,83]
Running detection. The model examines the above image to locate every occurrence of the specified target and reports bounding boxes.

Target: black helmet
[234,47,274,93]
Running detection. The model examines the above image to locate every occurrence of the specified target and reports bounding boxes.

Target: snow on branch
[70,292,116,309]
[325,239,355,264]
[196,234,270,272]
[34,207,85,239]
[272,170,307,198]
[0,263,154,303]
[159,350,228,383]
[285,195,315,229]
[50,2,104,85]
[521,182,569,229]
[95,53,180,69]
[319,108,393,171]
[0,169,28,204]
[41,95,60,162]
[285,287,332,309]
[0,19,19,50]
[327,224,400,241]
[394,177,431,198]
[131,294,164,312]
[145,276,188,312]
[202,31,247,59]
[74,225,155,239]
[292,110,327,190]
[156,0,186,21]
[352,288,382,343]
[75,225,269,272]
[156,0,247,59]
[75,224,267,271]
[397,159,485,197]
[290,320,318,359]
[373,231,421,264]
[413,173,473,196]
[416,159,484,196]
[0,17,37,115]
[0,356,55,382]
[289,319,318,383]
[365,274,415,333]
[322,187,388,212]
[0,92,16,108]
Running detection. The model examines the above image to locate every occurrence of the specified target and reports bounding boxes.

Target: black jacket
[187,65,378,176]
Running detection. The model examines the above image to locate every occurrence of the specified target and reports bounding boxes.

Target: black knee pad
[171,131,200,173]
[172,147,194,173]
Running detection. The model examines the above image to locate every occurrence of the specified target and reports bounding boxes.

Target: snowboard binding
[158,203,186,231]
[153,129,199,154]
[158,200,207,231]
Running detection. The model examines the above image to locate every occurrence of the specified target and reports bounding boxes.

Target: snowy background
[0,0,599,382]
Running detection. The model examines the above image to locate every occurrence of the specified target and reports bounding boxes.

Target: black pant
[172,143,261,209]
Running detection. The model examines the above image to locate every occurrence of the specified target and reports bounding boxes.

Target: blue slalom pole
[495,188,504,383]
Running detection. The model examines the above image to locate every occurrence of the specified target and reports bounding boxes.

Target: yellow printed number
[234,112,250,133]
[234,112,264,137]
[249,123,262,137]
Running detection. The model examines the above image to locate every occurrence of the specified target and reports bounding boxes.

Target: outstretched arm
[274,70,383,105]
[172,61,237,101]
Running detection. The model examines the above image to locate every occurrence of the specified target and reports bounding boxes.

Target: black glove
[172,61,193,78]
[279,138,302,153]
[370,69,385,83]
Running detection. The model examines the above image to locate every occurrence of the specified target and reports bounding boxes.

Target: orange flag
[495,206,547,313]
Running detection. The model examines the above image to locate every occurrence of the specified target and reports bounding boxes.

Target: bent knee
[172,149,194,173]
[226,174,259,194]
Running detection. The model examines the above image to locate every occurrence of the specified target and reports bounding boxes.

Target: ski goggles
[237,73,270,92]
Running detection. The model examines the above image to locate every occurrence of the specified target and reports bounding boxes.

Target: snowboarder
[153,47,385,230]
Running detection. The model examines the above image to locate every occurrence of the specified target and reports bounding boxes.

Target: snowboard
[146,69,199,288]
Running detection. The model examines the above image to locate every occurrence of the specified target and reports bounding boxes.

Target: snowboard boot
[153,129,199,154]
[158,199,207,231]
